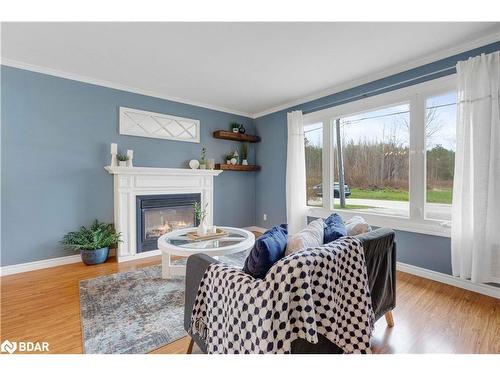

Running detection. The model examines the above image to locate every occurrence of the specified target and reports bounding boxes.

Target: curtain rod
[302,65,456,115]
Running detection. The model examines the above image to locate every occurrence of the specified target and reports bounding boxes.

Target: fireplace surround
[105,166,222,262]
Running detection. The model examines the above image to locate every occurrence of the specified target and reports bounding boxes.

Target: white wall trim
[253,30,500,118]
[0,254,82,276]
[397,262,499,299]
[0,58,254,119]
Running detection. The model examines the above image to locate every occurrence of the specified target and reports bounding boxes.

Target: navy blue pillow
[243,224,288,279]
[323,213,347,243]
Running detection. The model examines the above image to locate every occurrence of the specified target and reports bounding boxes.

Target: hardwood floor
[1,255,498,354]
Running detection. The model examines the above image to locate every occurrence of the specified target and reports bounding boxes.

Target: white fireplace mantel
[105,166,223,262]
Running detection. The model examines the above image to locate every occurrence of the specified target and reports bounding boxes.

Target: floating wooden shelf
[213,130,261,143]
[215,163,261,172]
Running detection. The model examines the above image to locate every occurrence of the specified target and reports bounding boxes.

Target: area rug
[79,252,246,354]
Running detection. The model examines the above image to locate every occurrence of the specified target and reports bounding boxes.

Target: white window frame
[304,75,457,237]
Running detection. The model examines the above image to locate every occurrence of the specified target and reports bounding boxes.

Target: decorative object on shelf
[231,122,241,133]
[232,149,240,165]
[238,124,246,134]
[240,142,248,166]
[199,147,207,169]
[61,220,121,265]
[225,153,233,164]
[110,143,118,167]
[189,159,200,169]
[194,202,209,236]
[207,158,215,170]
[119,107,200,143]
[117,153,129,167]
[230,157,237,165]
[126,149,134,167]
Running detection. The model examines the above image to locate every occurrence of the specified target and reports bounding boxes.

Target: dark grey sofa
[184,227,396,354]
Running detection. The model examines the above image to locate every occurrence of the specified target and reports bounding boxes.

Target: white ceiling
[2,22,499,117]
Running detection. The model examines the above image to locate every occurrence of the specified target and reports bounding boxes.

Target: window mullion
[322,118,334,211]
[409,93,426,221]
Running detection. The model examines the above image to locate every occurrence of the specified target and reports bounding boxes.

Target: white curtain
[451,51,500,284]
[286,110,307,235]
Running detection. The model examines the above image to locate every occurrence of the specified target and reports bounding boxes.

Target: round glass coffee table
[157,226,255,279]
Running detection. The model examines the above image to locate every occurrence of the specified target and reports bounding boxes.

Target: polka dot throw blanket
[189,237,375,354]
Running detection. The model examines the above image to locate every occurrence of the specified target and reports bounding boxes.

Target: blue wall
[254,41,500,275]
[1,66,256,266]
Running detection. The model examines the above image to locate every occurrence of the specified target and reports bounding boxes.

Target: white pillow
[285,219,324,256]
[345,216,372,236]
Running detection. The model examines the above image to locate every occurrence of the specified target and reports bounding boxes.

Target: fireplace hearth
[136,194,201,252]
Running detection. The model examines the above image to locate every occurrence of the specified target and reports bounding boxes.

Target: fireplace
[136,193,201,252]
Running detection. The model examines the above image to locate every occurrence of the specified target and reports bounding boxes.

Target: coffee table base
[161,253,187,279]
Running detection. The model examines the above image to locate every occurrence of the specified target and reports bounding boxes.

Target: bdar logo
[1,340,17,354]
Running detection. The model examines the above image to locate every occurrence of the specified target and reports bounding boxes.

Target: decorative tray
[186,228,228,241]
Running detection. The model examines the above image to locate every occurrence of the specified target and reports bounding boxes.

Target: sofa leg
[385,311,394,327]
[187,337,194,354]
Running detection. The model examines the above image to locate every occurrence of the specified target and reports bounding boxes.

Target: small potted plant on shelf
[240,142,249,166]
[61,220,121,265]
[225,153,233,164]
[193,202,209,236]
[117,153,129,167]
[231,123,241,133]
[199,147,207,169]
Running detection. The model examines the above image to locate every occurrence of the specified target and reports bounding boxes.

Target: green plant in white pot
[117,153,129,167]
[230,122,240,133]
[194,202,208,236]
[61,220,121,265]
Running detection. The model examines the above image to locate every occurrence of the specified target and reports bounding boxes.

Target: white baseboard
[396,262,500,299]
[0,248,118,276]
[0,254,82,276]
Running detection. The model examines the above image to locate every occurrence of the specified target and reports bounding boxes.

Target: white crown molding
[0,58,254,119]
[2,30,499,119]
[253,30,500,118]
[397,262,499,299]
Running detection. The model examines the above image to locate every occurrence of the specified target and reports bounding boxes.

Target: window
[305,123,323,207]
[334,103,410,216]
[425,92,457,221]
[303,75,457,236]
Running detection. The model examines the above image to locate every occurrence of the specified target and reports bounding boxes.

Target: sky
[304,91,457,151]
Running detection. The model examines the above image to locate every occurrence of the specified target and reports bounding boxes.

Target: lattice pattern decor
[119,107,200,143]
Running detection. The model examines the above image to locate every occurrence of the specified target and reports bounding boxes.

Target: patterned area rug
[79,252,247,354]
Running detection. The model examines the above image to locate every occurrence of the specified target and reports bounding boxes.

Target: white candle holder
[110,143,118,167]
